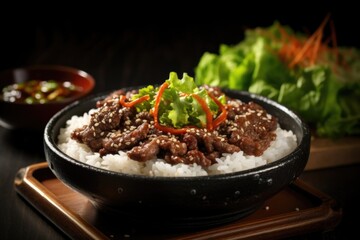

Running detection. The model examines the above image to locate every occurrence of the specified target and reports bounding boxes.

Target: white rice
[57,110,298,177]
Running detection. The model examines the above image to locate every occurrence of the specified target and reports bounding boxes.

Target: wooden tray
[14,162,342,240]
[307,136,360,170]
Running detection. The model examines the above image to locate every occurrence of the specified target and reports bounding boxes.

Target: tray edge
[14,162,109,240]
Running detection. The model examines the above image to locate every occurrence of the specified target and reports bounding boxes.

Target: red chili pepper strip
[213,109,227,129]
[153,82,169,126]
[155,124,189,134]
[120,95,150,108]
[208,93,227,129]
[191,94,213,131]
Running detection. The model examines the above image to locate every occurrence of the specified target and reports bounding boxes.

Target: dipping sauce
[1,80,81,104]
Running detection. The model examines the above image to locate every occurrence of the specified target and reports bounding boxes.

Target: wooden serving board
[306,137,360,170]
[14,162,342,240]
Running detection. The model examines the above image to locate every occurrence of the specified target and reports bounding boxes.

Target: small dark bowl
[0,65,95,131]
[44,88,311,229]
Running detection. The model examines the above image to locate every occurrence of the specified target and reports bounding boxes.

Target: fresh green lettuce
[132,72,224,129]
[195,23,360,137]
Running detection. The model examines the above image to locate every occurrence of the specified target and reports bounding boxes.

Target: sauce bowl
[0,65,95,131]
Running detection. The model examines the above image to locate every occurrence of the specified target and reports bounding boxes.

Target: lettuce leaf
[195,22,360,138]
[132,72,223,129]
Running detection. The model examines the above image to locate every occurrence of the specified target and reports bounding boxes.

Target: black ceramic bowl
[44,88,311,229]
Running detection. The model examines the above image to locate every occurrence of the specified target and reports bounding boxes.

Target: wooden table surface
[1,5,359,239]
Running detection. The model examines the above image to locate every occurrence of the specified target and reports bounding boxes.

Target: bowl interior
[44,88,311,229]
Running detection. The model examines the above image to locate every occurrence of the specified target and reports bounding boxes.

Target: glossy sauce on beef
[71,87,277,167]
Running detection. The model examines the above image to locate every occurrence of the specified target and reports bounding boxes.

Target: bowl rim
[0,64,95,105]
[44,88,311,181]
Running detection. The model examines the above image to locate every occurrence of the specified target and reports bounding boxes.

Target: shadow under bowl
[44,88,311,229]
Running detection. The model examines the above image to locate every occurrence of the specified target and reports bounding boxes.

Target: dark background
[1,1,358,93]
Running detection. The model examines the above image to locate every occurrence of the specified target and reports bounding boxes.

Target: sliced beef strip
[164,150,212,167]
[99,122,150,156]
